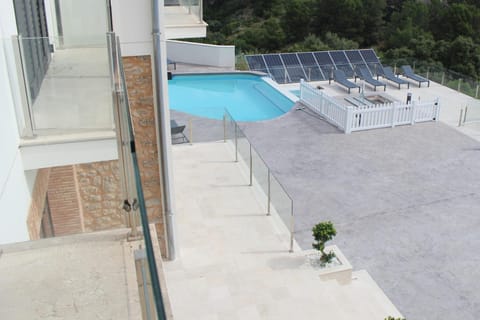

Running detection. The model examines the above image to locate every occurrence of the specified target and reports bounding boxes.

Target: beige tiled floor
[165,141,402,320]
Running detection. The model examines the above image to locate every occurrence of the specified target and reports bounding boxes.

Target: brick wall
[123,55,167,256]
[26,168,51,240]
[47,166,83,236]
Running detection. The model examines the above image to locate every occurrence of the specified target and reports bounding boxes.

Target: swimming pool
[168,73,295,121]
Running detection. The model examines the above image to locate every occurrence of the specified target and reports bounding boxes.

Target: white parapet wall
[167,40,235,68]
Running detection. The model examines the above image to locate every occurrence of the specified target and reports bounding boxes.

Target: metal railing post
[189,118,193,145]
[249,144,252,186]
[289,202,294,253]
[458,108,464,127]
[441,72,445,85]
[476,84,479,99]
[234,123,238,162]
[223,114,226,142]
[458,78,462,92]
[267,169,271,215]
[464,106,468,123]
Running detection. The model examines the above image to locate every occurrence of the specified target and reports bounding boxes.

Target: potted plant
[312,221,337,264]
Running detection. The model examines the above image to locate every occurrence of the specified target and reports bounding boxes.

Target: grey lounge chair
[167,58,177,70]
[400,65,430,87]
[355,67,386,91]
[378,66,410,89]
[329,69,360,94]
[170,120,188,143]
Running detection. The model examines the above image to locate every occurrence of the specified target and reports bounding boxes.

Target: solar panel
[263,54,284,67]
[358,49,383,76]
[313,52,335,79]
[297,53,325,81]
[280,53,307,82]
[345,50,363,63]
[245,55,268,73]
[313,52,334,65]
[359,49,380,63]
[244,49,382,83]
[329,51,354,77]
[330,51,349,64]
[262,54,289,83]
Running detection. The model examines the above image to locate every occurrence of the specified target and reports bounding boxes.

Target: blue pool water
[168,73,295,121]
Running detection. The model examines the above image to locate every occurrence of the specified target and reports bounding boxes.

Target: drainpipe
[152,0,177,260]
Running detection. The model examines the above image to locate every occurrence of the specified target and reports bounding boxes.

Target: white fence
[299,80,440,133]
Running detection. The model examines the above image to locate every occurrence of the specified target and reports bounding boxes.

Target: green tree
[283,0,314,43]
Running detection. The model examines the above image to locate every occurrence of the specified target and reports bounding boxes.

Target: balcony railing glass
[14,36,114,136]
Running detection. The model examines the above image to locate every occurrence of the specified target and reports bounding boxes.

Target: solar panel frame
[313,51,334,65]
[359,49,380,63]
[344,50,364,64]
[280,53,307,82]
[263,54,290,83]
[359,49,383,76]
[313,52,336,79]
[329,50,350,65]
[246,49,382,83]
[245,55,268,73]
[296,52,326,80]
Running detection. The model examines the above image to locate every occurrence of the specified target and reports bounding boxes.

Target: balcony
[164,0,207,39]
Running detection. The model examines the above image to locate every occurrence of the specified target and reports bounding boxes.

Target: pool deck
[169,76,480,319]
[166,141,402,320]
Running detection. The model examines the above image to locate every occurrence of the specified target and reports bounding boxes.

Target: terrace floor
[169,76,480,320]
[239,111,480,320]
[165,141,402,320]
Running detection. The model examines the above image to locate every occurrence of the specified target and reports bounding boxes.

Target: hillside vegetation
[202,0,480,78]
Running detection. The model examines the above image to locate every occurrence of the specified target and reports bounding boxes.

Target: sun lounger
[400,65,430,87]
[167,58,177,70]
[329,69,360,94]
[170,120,188,143]
[378,66,410,89]
[355,67,386,91]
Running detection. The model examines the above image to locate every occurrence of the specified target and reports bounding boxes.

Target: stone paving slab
[166,142,402,320]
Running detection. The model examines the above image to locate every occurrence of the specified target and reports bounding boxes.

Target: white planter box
[304,245,353,284]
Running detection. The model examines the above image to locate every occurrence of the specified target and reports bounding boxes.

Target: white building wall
[167,40,235,68]
[111,0,154,56]
[58,0,108,48]
[0,12,32,244]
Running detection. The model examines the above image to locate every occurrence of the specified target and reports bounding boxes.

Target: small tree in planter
[312,221,337,264]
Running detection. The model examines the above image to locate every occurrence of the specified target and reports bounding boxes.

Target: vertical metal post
[463,106,468,123]
[16,35,36,137]
[475,84,479,99]
[108,33,140,240]
[189,118,193,145]
[441,72,445,85]
[106,0,113,32]
[458,78,462,92]
[426,68,430,80]
[458,108,464,127]
[249,144,252,186]
[223,114,226,142]
[289,202,294,253]
[234,123,238,162]
[267,169,271,215]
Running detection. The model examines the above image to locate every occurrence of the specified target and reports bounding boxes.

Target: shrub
[312,221,336,263]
